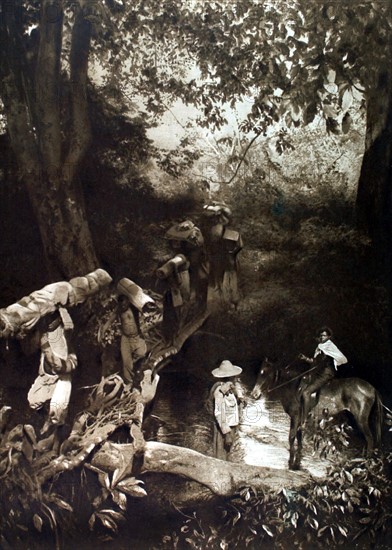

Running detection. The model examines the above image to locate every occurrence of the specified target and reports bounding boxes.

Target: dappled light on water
[147,373,361,479]
[234,397,329,478]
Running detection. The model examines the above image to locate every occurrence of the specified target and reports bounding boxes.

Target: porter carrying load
[0,269,112,338]
[165,220,209,308]
[202,203,242,306]
[117,278,156,312]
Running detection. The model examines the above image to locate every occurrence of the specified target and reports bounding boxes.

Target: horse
[251,358,383,470]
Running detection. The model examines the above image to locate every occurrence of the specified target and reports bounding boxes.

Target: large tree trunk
[356,73,392,265]
[89,440,310,500]
[0,0,99,279]
[25,174,99,279]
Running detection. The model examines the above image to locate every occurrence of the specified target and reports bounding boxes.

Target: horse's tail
[371,390,383,447]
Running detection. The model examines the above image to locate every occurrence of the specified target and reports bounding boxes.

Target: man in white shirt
[299,326,347,423]
[210,359,244,460]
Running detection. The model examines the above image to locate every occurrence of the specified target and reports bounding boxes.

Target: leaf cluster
[311,414,352,459]
[107,1,390,134]
[87,463,146,541]
[156,137,202,178]
[0,425,74,548]
[156,453,392,550]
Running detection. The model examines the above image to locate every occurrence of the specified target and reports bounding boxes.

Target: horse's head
[251,358,277,399]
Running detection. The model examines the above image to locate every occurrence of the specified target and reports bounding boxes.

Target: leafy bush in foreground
[156,453,392,550]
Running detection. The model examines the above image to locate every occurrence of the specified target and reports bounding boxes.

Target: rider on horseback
[299,327,347,423]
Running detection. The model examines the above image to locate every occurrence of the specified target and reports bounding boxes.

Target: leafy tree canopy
[92,1,392,137]
[1,0,390,174]
[1,0,391,277]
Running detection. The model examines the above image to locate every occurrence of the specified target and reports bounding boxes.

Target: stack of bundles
[156,255,190,307]
[0,269,112,338]
[69,269,112,306]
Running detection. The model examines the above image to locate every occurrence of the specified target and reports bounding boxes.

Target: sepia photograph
[0,0,391,548]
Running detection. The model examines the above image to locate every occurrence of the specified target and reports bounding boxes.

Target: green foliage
[1,0,391,254]
[311,414,352,459]
[8,0,379,140]
[156,137,202,177]
[0,376,150,547]
[94,0,391,135]
[208,129,390,368]
[1,0,391,280]
[0,436,75,548]
[87,464,146,540]
[156,453,392,550]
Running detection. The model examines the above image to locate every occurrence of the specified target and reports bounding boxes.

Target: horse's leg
[288,416,302,470]
[351,400,374,455]
[373,392,383,448]
[294,424,303,470]
[288,417,296,469]
[357,418,374,455]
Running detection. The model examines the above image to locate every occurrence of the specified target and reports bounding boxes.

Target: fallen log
[90,440,310,496]
[142,442,310,494]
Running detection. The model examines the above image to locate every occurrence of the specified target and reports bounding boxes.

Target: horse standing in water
[251,358,383,470]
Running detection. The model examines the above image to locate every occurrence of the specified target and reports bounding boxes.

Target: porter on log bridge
[0,268,112,338]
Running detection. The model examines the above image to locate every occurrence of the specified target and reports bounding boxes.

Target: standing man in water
[210,360,244,460]
[299,326,348,422]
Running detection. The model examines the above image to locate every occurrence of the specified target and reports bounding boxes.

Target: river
[145,370,360,479]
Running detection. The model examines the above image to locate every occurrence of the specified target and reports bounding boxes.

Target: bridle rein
[263,363,319,393]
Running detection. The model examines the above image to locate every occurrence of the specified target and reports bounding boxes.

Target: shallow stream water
[145,370,359,479]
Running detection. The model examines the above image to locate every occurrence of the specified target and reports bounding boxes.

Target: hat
[165,220,196,241]
[212,360,242,378]
[203,203,232,218]
[165,221,204,247]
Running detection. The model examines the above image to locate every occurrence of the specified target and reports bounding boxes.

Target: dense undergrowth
[209,163,392,386]
[154,452,392,550]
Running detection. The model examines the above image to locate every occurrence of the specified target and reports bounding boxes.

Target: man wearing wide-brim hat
[165,220,204,247]
[210,359,244,460]
[165,220,209,310]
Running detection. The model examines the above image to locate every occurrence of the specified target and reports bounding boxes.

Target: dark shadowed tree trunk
[356,71,392,267]
[0,0,98,279]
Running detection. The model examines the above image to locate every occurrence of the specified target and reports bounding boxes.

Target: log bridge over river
[0,268,313,515]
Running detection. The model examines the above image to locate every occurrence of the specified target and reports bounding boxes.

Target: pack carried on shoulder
[117,278,155,312]
[222,228,243,255]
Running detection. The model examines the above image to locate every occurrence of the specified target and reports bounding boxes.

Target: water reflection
[236,396,329,478]
[145,372,212,456]
[147,372,356,478]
